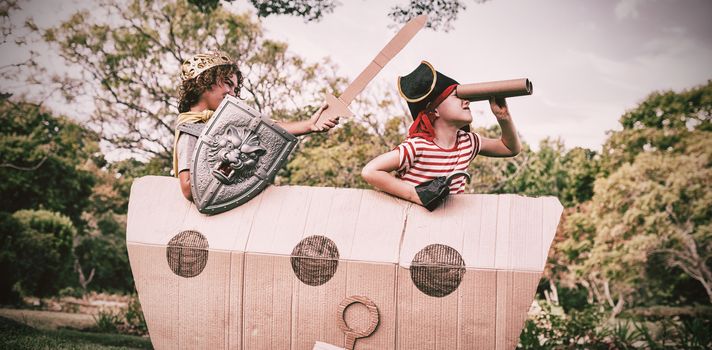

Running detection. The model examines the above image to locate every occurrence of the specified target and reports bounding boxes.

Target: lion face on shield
[207,125,266,184]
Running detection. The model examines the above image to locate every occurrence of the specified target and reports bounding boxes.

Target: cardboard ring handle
[336,295,380,350]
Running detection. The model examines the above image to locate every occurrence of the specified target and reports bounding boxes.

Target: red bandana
[407,84,458,141]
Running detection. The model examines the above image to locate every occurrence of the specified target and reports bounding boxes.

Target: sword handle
[316,94,354,126]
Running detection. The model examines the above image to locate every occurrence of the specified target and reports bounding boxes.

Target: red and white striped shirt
[396,130,481,194]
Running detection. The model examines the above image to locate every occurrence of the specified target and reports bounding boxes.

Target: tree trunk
[667,226,712,303]
[610,295,625,320]
[580,280,595,304]
[75,259,95,293]
[603,280,616,308]
[548,279,559,305]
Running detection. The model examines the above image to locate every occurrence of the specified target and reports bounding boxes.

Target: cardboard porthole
[410,244,465,297]
[291,235,339,286]
[166,230,209,278]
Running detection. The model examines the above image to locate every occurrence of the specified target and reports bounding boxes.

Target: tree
[388,0,490,32]
[600,80,712,174]
[74,234,134,293]
[42,0,342,165]
[275,82,408,187]
[463,125,529,194]
[187,0,490,31]
[281,120,386,188]
[550,82,712,316]
[0,212,23,303]
[559,147,599,206]
[465,132,599,207]
[0,0,16,44]
[70,156,163,294]
[245,0,337,21]
[495,139,568,197]
[580,135,711,315]
[548,204,598,308]
[0,99,98,224]
[8,210,77,297]
[1,0,40,99]
[186,0,337,19]
[0,97,137,295]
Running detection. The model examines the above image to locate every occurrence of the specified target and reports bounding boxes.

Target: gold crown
[180,51,234,81]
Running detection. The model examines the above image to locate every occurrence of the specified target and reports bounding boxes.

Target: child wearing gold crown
[174,51,340,201]
[362,61,522,211]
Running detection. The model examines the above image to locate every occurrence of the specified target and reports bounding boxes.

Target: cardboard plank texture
[127,176,562,350]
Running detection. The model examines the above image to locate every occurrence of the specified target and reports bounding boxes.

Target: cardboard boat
[127,176,562,349]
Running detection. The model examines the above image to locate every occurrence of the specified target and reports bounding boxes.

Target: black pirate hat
[397,61,459,119]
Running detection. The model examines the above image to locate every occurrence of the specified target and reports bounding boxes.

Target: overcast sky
[250,0,712,150]
[3,0,712,151]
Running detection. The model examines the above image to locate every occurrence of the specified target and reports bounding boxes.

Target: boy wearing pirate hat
[362,61,522,211]
[174,50,340,201]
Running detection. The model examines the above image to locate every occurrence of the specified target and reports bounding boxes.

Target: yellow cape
[172,110,213,177]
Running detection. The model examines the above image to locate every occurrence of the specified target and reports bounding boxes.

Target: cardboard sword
[317,15,428,124]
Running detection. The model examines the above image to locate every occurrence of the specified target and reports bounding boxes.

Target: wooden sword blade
[338,15,428,105]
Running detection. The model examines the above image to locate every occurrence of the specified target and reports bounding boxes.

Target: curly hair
[178,64,243,113]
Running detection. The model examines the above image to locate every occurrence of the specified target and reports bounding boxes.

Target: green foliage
[554,81,712,316]
[502,139,570,198]
[673,315,712,349]
[519,304,712,349]
[96,156,170,217]
[122,294,148,336]
[0,316,152,349]
[492,138,600,207]
[0,100,98,223]
[6,210,77,298]
[0,212,22,303]
[282,120,385,188]
[187,0,489,31]
[581,135,712,307]
[388,0,490,32]
[0,0,19,45]
[73,157,151,294]
[90,295,148,336]
[466,125,529,193]
[92,310,121,333]
[466,130,600,207]
[519,304,610,349]
[74,235,133,293]
[186,0,221,12]
[556,283,591,313]
[600,80,712,174]
[187,0,337,20]
[558,206,597,266]
[247,0,337,21]
[559,147,599,206]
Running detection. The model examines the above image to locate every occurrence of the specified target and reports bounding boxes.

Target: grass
[0,308,95,330]
[0,316,153,350]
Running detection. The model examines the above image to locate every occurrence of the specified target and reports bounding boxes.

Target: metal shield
[190,95,298,215]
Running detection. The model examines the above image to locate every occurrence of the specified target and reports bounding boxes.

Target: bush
[557,284,590,313]
[92,310,121,333]
[122,294,148,336]
[90,294,148,336]
[519,304,611,349]
[0,212,23,304]
[519,302,712,349]
[4,210,77,298]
